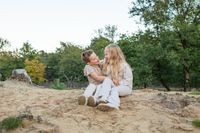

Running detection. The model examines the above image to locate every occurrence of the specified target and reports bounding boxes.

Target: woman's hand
[112,78,120,86]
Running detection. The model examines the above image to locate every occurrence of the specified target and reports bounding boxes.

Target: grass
[189,91,200,95]
[50,79,66,90]
[192,119,200,128]
[0,117,22,131]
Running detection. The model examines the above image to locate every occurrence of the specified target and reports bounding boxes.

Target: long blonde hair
[102,44,126,80]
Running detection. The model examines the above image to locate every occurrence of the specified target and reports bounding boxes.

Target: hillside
[0,80,200,133]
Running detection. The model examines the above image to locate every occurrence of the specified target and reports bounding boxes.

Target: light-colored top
[119,62,133,89]
[103,62,133,89]
[84,65,102,85]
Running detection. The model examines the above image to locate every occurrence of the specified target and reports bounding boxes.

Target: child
[78,49,105,107]
[96,44,133,111]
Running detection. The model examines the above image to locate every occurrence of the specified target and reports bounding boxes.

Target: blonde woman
[96,44,133,111]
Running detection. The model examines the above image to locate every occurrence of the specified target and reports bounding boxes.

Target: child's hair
[102,44,126,79]
[81,49,94,63]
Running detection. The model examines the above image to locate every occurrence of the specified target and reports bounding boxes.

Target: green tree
[89,36,111,59]
[0,38,10,50]
[19,42,38,60]
[130,0,200,91]
[57,42,85,83]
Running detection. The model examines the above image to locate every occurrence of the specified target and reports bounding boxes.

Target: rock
[10,69,32,84]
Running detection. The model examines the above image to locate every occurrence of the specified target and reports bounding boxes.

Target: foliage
[0,51,23,80]
[42,52,61,82]
[50,79,66,90]
[192,119,200,128]
[89,36,111,59]
[0,37,10,50]
[24,59,46,84]
[129,0,200,91]
[57,42,85,82]
[189,91,200,95]
[19,42,38,61]
[0,117,22,131]
[95,25,118,43]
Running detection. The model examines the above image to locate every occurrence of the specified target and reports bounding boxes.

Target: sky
[0,0,141,52]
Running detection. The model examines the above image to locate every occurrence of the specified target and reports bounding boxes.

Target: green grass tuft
[50,79,66,90]
[0,117,22,131]
[192,119,200,128]
[189,91,200,95]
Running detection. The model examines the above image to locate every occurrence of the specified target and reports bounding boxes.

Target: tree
[89,36,111,59]
[0,37,10,50]
[19,42,38,60]
[24,59,46,84]
[94,25,118,43]
[57,42,85,83]
[130,0,200,91]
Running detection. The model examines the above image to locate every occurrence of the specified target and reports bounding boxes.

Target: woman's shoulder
[122,62,133,70]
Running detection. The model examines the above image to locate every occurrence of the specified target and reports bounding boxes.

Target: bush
[189,91,200,95]
[25,59,46,84]
[192,119,200,128]
[0,117,22,131]
[50,79,66,90]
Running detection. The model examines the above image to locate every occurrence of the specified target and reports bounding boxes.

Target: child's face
[104,48,110,63]
[88,52,100,65]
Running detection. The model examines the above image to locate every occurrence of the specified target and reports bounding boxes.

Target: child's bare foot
[87,96,96,107]
[78,95,87,105]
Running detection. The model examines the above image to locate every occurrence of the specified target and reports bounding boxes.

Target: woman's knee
[118,88,132,96]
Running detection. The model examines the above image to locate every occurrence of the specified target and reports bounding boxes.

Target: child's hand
[112,78,120,86]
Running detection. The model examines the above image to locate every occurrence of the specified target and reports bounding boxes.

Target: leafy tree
[89,36,111,59]
[57,42,85,83]
[19,42,38,61]
[0,51,23,80]
[43,52,61,81]
[0,37,10,50]
[94,25,118,43]
[130,0,200,91]
[24,59,46,84]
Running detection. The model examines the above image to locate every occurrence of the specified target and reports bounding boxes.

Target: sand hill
[0,80,200,133]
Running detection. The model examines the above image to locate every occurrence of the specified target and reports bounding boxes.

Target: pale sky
[0,0,141,52]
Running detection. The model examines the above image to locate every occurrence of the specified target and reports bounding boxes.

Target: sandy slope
[0,80,200,133]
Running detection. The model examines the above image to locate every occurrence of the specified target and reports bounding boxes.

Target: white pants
[95,77,132,108]
[83,83,98,97]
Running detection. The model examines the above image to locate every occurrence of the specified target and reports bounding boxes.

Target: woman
[96,43,133,111]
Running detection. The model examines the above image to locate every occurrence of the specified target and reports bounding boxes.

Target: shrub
[192,119,200,128]
[189,91,200,95]
[24,59,46,84]
[0,117,22,131]
[50,79,66,90]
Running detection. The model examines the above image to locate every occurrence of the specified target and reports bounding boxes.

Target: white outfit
[96,62,133,109]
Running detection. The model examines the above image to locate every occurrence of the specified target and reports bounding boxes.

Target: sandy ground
[0,80,200,133]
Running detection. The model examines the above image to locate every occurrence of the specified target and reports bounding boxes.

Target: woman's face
[104,48,110,63]
[88,52,100,65]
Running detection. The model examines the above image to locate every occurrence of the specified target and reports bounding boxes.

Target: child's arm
[89,72,105,82]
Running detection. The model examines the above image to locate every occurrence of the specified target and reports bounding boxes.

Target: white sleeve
[120,63,133,87]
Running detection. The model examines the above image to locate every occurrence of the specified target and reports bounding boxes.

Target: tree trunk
[179,36,190,92]
[182,58,190,91]
[144,83,147,88]
[156,61,171,91]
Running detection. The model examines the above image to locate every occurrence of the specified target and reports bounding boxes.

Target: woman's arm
[120,63,133,87]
